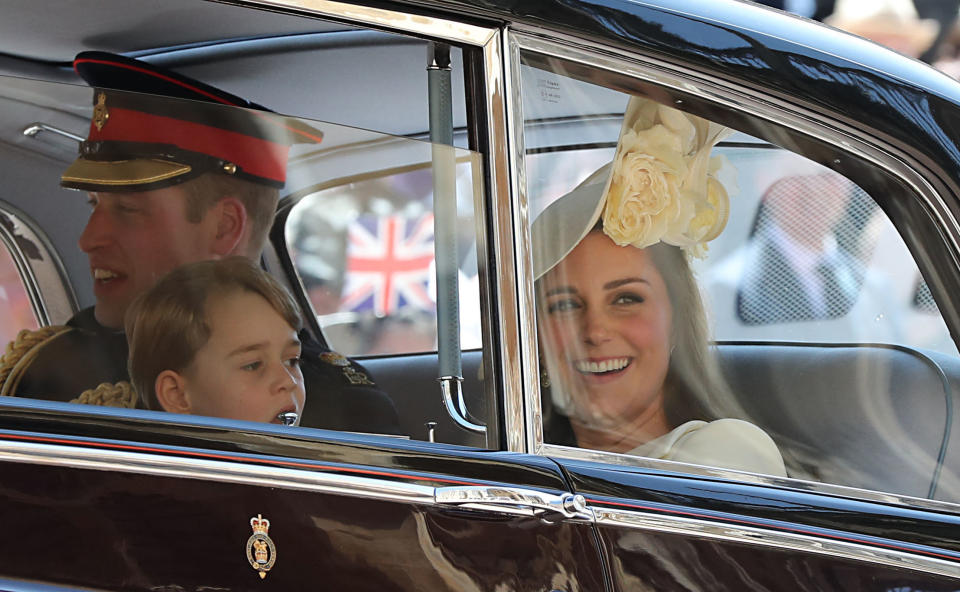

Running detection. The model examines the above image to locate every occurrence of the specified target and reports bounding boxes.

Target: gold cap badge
[246,514,276,579]
[92,92,109,131]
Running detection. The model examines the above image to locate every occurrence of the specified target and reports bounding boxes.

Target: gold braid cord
[0,326,138,408]
[0,326,71,396]
[71,381,138,409]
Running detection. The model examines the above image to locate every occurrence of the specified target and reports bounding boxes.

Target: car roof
[0,0,348,64]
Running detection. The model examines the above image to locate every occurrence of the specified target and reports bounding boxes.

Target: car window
[0,10,494,447]
[274,43,483,359]
[520,46,960,501]
[284,155,483,358]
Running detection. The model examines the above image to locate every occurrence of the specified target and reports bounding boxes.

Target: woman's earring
[539,362,551,389]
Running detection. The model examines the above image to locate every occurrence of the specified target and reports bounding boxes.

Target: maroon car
[1,0,960,589]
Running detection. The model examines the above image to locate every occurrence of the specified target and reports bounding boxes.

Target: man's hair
[181,174,280,257]
[125,257,303,410]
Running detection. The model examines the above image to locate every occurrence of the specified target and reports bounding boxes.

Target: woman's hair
[539,229,741,441]
[644,241,738,426]
[125,257,303,410]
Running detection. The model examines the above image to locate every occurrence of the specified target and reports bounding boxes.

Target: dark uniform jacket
[7,307,401,435]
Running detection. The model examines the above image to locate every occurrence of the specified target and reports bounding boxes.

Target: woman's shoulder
[665,418,788,477]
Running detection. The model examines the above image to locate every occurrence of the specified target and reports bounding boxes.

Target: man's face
[79,186,217,329]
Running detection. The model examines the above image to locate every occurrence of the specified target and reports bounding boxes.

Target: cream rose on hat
[603,98,731,253]
[531,96,734,279]
[602,119,691,248]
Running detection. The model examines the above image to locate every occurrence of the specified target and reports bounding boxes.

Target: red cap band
[89,107,289,184]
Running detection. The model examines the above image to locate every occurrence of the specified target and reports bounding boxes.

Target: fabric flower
[602,124,691,249]
[600,98,734,256]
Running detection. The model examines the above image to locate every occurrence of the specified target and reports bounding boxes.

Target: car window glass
[284,158,483,358]
[521,50,960,502]
[0,69,490,446]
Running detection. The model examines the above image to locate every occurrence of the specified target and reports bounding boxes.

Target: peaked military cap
[61,51,323,192]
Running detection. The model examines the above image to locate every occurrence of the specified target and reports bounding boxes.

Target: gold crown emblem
[250,514,271,535]
[246,514,276,579]
[93,92,109,131]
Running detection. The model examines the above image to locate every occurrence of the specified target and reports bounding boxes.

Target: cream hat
[531,96,733,279]
[826,0,939,58]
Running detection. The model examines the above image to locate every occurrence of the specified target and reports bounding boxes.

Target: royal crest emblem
[92,92,109,131]
[245,514,276,579]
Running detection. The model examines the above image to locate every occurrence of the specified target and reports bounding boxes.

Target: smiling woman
[533,96,787,477]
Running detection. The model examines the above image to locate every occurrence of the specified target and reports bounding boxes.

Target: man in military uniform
[0,51,399,434]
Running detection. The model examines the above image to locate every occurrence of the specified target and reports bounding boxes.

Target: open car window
[0,17,494,447]
[283,151,483,358]
[520,45,960,503]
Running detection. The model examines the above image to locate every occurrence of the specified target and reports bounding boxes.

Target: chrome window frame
[231,0,524,450]
[507,30,960,513]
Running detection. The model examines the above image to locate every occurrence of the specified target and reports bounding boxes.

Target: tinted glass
[521,51,960,502]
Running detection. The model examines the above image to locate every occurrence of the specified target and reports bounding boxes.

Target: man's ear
[155,370,192,414]
[210,196,248,257]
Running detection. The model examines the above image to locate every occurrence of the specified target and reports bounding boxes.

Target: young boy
[126,257,306,425]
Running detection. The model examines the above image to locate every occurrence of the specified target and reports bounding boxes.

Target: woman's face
[539,231,673,427]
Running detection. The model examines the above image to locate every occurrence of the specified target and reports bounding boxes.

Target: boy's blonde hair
[125,257,303,410]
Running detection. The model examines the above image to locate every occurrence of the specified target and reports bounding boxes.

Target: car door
[0,402,604,590]
[0,1,608,590]
[506,3,960,589]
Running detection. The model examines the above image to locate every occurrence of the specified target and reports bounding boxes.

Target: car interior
[3,0,960,510]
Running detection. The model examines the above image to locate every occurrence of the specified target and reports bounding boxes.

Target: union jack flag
[340,213,436,316]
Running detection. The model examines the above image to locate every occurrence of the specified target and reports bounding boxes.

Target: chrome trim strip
[504,31,542,455]
[481,29,526,453]
[541,442,960,514]
[593,506,960,579]
[436,485,592,520]
[231,0,495,45]
[516,33,960,514]
[0,439,436,505]
[0,578,107,592]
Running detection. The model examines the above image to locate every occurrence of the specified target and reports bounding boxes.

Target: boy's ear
[155,370,192,414]
[210,196,248,257]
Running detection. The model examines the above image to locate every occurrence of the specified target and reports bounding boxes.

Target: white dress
[627,418,787,477]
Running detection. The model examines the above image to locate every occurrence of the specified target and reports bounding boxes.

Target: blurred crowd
[757,0,960,77]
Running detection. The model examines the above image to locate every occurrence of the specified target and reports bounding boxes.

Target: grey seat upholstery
[717,342,960,502]
[364,350,487,448]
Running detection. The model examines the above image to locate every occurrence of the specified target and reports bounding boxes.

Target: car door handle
[435,486,593,521]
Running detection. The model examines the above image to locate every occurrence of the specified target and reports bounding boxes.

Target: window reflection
[286,161,482,357]
[0,244,37,346]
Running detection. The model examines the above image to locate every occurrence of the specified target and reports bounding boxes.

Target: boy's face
[182,290,305,424]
